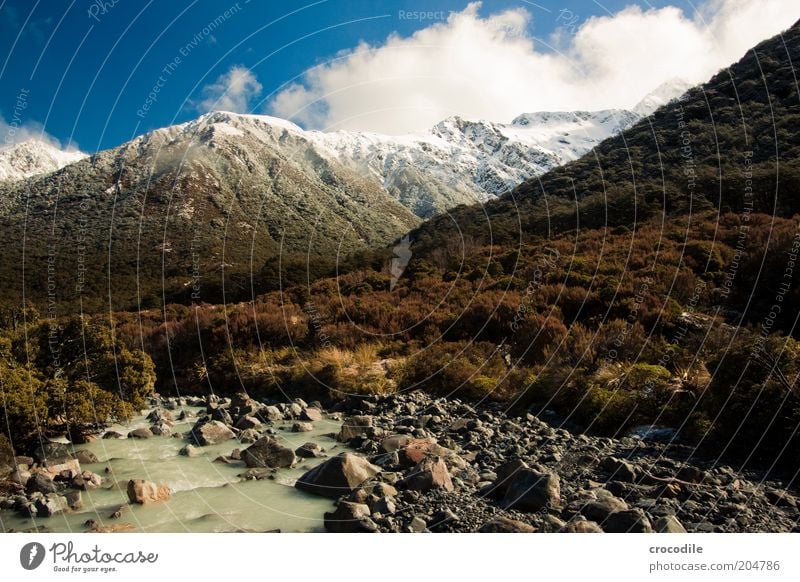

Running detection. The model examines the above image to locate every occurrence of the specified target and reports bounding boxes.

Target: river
[1,406,346,533]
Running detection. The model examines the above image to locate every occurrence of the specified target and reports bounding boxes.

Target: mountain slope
[308,108,639,217]
[0,140,86,182]
[411,19,800,253]
[0,113,421,311]
[0,105,638,311]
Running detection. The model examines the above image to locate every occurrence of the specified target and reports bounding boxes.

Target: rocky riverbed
[2,390,799,533]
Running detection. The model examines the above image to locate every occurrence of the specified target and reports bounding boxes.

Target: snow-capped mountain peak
[0,140,86,182]
[633,78,693,116]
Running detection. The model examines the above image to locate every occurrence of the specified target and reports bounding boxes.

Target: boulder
[26,473,57,495]
[654,515,687,533]
[324,501,377,533]
[301,407,323,422]
[602,456,638,483]
[150,423,173,436]
[295,442,325,458]
[179,445,200,458]
[31,441,72,464]
[102,431,123,439]
[262,405,282,421]
[488,459,529,497]
[604,509,653,533]
[235,416,262,431]
[71,471,102,490]
[73,450,99,464]
[147,409,174,423]
[295,453,381,499]
[501,468,560,512]
[126,479,170,504]
[478,516,536,533]
[564,519,604,533]
[242,437,296,468]
[337,415,374,442]
[127,428,154,439]
[190,420,235,446]
[42,457,82,481]
[35,493,70,517]
[292,422,313,433]
[398,457,453,492]
[238,429,261,443]
[582,490,629,522]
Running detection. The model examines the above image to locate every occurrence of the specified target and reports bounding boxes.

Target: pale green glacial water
[1,407,346,533]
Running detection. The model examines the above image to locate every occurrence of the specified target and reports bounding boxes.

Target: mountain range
[0,84,681,310]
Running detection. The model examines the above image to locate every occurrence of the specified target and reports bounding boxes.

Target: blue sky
[0,0,796,152]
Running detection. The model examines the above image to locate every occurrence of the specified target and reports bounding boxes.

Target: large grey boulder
[295,453,380,499]
[242,437,296,468]
[501,468,561,512]
[190,420,235,446]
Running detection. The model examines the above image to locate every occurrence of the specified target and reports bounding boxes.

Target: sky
[0,0,798,153]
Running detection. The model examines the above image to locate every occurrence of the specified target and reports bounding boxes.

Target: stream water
[1,406,347,533]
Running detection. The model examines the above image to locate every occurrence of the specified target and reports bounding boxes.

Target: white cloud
[197,65,262,113]
[268,0,799,133]
[0,115,79,152]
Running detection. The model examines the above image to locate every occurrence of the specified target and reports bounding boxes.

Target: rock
[35,493,70,517]
[564,519,604,533]
[10,468,31,487]
[296,453,381,499]
[428,509,459,531]
[31,441,72,464]
[68,429,97,445]
[179,445,200,457]
[397,437,466,473]
[102,431,123,439]
[324,501,376,533]
[604,509,653,533]
[337,415,374,442]
[602,456,638,483]
[262,405,282,421]
[488,459,528,497]
[398,457,453,492]
[292,422,313,433]
[40,458,82,481]
[128,428,154,439]
[64,490,83,509]
[654,515,687,533]
[190,420,235,446]
[287,402,303,418]
[380,434,411,453]
[150,423,173,436]
[408,516,428,532]
[126,479,170,504]
[301,407,323,422]
[295,442,325,458]
[26,473,57,495]
[478,516,536,533]
[582,490,629,522]
[238,429,261,443]
[501,468,560,512]
[242,437,296,468]
[73,450,99,464]
[147,409,174,423]
[230,448,242,461]
[235,415,262,430]
[71,471,102,490]
[765,488,798,508]
[372,497,396,515]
